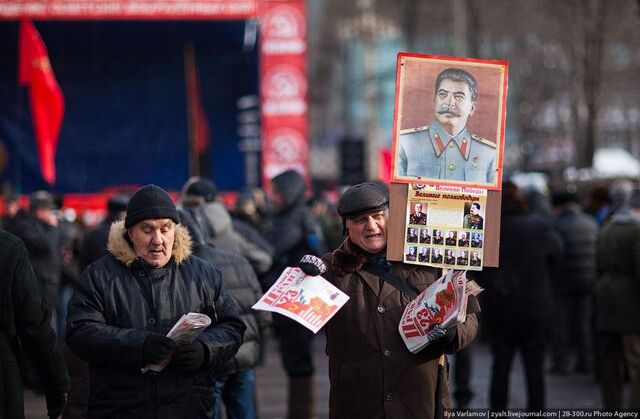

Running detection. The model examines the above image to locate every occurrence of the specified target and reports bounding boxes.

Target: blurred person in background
[64,193,129,419]
[53,195,85,346]
[584,184,612,224]
[231,190,276,263]
[5,191,61,315]
[180,177,273,276]
[476,181,563,410]
[1,192,20,228]
[309,196,343,251]
[79,194,129,270]
[0,229,69,419]
[233,190,265,231]
[263,169,327,419]
[524,186,553,220]
[66,185,245,418]
[596,186,640,409]
[178,209,271,419]
[548,192,598,375]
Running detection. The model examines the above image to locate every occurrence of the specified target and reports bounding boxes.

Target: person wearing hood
[177,209,271,419]
[65,184,246,419]
[264,169,327,419]
[596,186,640,409]
[180,177,273,276]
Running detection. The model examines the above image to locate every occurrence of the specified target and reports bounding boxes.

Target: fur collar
[331,238,374,277]
[107,220,192,267]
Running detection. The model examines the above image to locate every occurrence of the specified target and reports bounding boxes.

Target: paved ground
[25,334,606,419]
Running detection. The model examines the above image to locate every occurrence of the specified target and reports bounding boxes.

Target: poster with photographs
[403,184,486,270]
[391,52,508,190]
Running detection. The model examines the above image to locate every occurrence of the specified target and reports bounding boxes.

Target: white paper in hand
[253,267,349,334]
[141,312,211,373]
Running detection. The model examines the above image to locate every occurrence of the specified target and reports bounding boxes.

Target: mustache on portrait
[436,106,461,117]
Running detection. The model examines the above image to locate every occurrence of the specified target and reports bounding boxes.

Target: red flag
[379,146,392,184]
[18,18,64,185]
[184,44,210,176]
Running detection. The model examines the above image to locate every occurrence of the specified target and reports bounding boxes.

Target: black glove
[426,324,456,350]
[142,334,178,364]
[298,255,326,276]
[170,340,206,372]
[46,392,67,419]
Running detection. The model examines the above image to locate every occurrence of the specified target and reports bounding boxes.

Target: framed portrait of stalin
[391,53,508,190]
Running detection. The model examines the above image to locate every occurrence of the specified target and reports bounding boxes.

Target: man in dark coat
[317,182,479,419]
[549,192,598,374]
[66,185,245,419]
[263,169,327,419]
[596,187,640,409]
[0,229,69,419]
[476,182,563,411]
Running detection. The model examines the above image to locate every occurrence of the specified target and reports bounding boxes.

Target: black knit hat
[124,185,180,229]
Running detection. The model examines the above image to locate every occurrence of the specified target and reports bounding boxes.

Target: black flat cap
[337,182,389,219]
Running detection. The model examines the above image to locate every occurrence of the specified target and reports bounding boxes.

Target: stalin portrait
[392,55,508,188]
[397,68,495,183]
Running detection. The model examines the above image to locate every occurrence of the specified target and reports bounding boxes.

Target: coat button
[377,305,385,314]
[448,163,457,171]
[383,348,391,357]
[385,392,394,401]
[148,318,156,325]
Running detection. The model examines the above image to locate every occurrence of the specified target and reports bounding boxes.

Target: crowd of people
[1,175,639,419]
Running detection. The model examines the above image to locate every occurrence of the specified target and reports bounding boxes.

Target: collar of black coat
[107,219,192,267]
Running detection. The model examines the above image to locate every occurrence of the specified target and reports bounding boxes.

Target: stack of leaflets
[399,270,483,353]
[141,312,212,373]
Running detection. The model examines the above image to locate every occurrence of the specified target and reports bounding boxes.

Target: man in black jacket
[66,185,245,419]
[0,229,69,419]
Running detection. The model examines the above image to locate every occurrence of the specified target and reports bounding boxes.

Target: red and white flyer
[253,267,349,334]
[399,270,480,353]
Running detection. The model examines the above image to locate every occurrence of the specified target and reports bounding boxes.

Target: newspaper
[252,267,349,334]
[141,312,211,373]
[399,270,483,353]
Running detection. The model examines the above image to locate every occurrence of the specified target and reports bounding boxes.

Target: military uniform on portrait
[397,122,496,183]
[464,214,484,230]
[409,212,427,225]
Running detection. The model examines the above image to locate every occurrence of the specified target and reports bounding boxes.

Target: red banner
[0,0,258,20]
[259,0,308,188]
[18,18,64,185]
